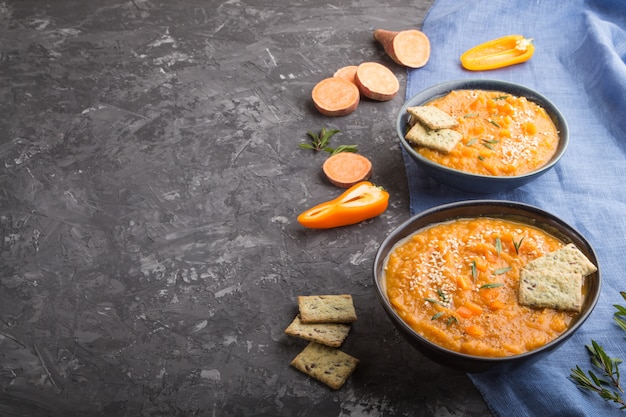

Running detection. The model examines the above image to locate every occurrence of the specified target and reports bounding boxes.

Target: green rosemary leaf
[446,316,459,326]
[495,237,502,256]
[513,237,524,254]
[470,260,477,282]
[331,144,358,154]
[425,298,445,306]
[466,138,478,146]
[480,283,504,289]
[464,113,478,118]
[431,311,444,321]
[489,119,501,128]
[493,266,511,275]
[493,95,509,101]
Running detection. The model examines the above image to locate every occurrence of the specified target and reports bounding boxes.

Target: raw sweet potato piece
[333,66,358,85]
[374,29,431,68]
[354,62,399,101]
[322,152,373,188]
[311,77,360,117]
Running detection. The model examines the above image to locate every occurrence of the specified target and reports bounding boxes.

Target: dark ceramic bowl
[373,200,600,373]
[397,79,569,193]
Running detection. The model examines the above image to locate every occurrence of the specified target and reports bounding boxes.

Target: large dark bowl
[397,79,569,193]
[373,200,600,373]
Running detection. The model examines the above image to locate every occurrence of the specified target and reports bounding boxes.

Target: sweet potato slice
[354,62,399,101]
[322,152,373,188]
[333,66,358,85]
[374,29,431,68]
[312,77,360,117]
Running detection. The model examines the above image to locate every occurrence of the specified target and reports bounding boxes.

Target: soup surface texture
[414,89,559,176]
[384,217,580,357]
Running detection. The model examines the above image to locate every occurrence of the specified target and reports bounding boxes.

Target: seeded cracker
[519,244,597,312]
[407,105,459,129]
[284,315,351,347]
[298,295,357,324]
[290,342,359,390]
[405,121,463,153]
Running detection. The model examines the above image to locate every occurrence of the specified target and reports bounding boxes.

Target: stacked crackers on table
[284,294,359,390]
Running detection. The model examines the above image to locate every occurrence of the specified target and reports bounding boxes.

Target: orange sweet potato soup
[415,89,559,176]
[384,217,583,357]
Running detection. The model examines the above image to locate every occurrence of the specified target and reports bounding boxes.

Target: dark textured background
[0,1,492,416]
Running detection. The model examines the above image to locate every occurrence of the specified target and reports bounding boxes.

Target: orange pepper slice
[460,35,534,71]
[297,181,389,229]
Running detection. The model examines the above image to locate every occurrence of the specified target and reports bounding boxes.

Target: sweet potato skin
[374,29,431,69]
[311,77,360,117]
[354,62,399,101]
[322,152,373,188]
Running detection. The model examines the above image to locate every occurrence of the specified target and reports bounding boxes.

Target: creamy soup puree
[414,89,560,176]
[384,217,582,357]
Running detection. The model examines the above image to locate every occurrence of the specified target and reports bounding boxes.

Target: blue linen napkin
[404,1,626,416]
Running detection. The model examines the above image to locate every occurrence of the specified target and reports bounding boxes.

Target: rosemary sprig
[614,291,626,332]
[570,341,625,409]
[298,127,358,154]
[495,237,502,256]
[570,292,626,409]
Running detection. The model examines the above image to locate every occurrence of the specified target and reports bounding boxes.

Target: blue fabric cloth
[404,1,626,416]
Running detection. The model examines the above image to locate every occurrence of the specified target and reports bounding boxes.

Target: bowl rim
[374,199,601,364]
[396,78,570,181]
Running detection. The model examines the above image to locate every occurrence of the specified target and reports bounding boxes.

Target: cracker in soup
[407,105,459,129]
[405,121,463,153]
[519,244,597,312]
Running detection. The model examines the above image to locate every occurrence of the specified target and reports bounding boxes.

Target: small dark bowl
[397,79,569,193]
[373,200,600,373]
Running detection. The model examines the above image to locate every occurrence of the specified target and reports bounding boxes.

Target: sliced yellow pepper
[460,35,534,71]
[297,181,389,229]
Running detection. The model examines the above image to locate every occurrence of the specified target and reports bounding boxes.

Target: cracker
[284,315,351,347]
[298,295,357,324]
[290,342,359,390]
[405,122,463,153]
[519,244,597,312]
[407,105,459,129]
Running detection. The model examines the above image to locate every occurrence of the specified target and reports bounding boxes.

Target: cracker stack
[405,105,462,153]
[285,294,359,390]
[518,244,597,312]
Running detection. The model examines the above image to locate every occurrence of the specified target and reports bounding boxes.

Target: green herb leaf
[464,113,478,118]
[489,119,501,128]
[446,316,459,326]
[495,237,502,256]
[431,311,444,321]
[493,95,509,101]
[493,266,512,275]
[514,237,524,254]
[301,127,357,154]
[466,138,478,146]
[425,298,445,307]
[470,260,477,282]
[480,283,504,289]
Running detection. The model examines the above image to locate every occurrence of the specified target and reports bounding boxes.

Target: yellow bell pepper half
[460,35,535,71]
